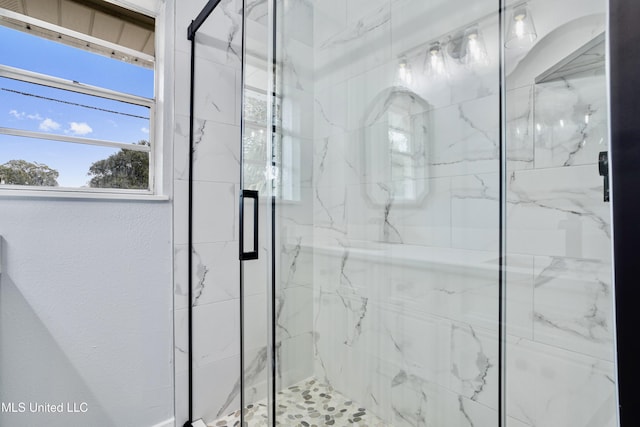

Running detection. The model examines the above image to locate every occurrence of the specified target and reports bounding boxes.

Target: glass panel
[272,0,501,426]
[0,24,154,98]
[0,77,151,144]
[242,2,272,426]
[0,135,148,189]
[189,5,244,424]
[504,0,616,425]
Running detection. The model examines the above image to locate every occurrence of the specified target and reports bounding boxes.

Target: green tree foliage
[88,140,149,189]
[0,159,59,186]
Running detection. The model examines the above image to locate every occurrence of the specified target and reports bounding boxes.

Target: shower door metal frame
[609,0,640,423]
[185,0,247,425]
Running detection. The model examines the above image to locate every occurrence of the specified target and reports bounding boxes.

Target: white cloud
[27,113,43,120]
[141,127,149,134]
[9,110,25,119]
[39,118,61,131]
[68,122,93,136]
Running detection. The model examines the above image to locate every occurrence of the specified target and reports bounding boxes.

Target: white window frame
[0,7,165,199]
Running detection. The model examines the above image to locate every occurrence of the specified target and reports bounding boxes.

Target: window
[0,2,156,193]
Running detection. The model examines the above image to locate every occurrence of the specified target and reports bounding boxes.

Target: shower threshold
[211,378,386,426]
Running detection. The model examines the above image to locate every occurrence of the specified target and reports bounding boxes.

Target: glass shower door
[503,0,617,425]
[270,0,503,425]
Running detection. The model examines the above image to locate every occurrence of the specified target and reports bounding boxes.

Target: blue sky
[0,25,154,188]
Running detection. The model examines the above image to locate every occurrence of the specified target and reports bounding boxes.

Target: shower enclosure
[188,0,617,425]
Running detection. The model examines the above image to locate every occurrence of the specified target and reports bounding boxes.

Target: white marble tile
[174,244,189,310]
[315,4,392,85]
[242,345,269,406]
[174,114,190,181]
[278,285,313,339]
[451,173,500,252]
[192,0,243,67]
[506,85,534,170]
[193,299,240,366]
[192,181,237,244]
[385,360,499,427]
[312,0,347,50]
[174,369,190,426]
[175,56,238,126]
[343,176,451,247]
[279,238,313,289]
[506,337,617,427]
[344,62,400,132]
[192,354,241,423]
[507,165,611,259]
[430,95,500,178]
[174,49,192,117]
[246,0,268,25]
[280,0,313,46]
[173,179,189,245]
[192,241,240,306]
[449,322,499,411]
[244,292,268,352]
[174,308,189,373]
[277,333,314,389]
[534,74,608,168]
[385,177,452,247]
[505,255,535,340]
[314,80,349,138]
[533,256,614,361]
[192,120,241,183]
[381,306,453,390]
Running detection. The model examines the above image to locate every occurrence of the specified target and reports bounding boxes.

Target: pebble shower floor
[211,378,386,426]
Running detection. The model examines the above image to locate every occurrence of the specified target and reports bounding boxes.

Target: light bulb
[397,59,412,86]
[505,3,537,49]
[515,17,525,39]
[464,28,488,65]
[428,43,446,76]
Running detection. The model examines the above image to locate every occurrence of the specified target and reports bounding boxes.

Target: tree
[0,159,59,186]
[87,140,149,189]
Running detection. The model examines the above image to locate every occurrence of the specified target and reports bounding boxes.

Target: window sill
[0,187,169,201]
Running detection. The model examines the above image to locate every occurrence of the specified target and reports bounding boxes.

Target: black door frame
[185,1,231,426]
[610,0,640,424]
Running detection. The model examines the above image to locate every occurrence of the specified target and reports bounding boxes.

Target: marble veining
[451,324,493,402]
[192,247,210,306]
[319,5,390,50]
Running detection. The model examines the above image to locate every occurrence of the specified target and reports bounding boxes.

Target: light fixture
[505,3,537,49]
[427,42,447,77]
[463,27,488,66]
[397,57,413,86]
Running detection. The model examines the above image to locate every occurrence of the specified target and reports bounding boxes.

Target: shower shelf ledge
[294,240,529,278]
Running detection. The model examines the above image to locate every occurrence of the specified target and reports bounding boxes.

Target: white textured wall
[0,199,173,427]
